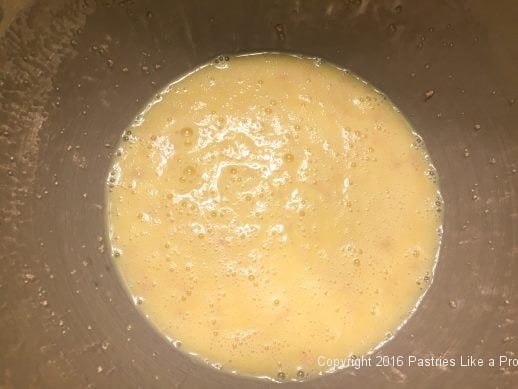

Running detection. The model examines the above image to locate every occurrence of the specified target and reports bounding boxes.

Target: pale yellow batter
[107,53,442,381]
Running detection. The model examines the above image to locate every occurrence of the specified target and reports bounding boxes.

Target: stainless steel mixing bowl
[0,0,517,387]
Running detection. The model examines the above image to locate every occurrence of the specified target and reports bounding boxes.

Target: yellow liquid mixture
[107,53,442,381]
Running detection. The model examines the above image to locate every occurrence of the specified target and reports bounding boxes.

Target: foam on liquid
[107,53,442,381]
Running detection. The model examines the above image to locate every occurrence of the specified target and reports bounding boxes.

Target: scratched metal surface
[0,0,517,388]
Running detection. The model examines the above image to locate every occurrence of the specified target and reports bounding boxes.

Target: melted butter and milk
[107,54,442,381]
